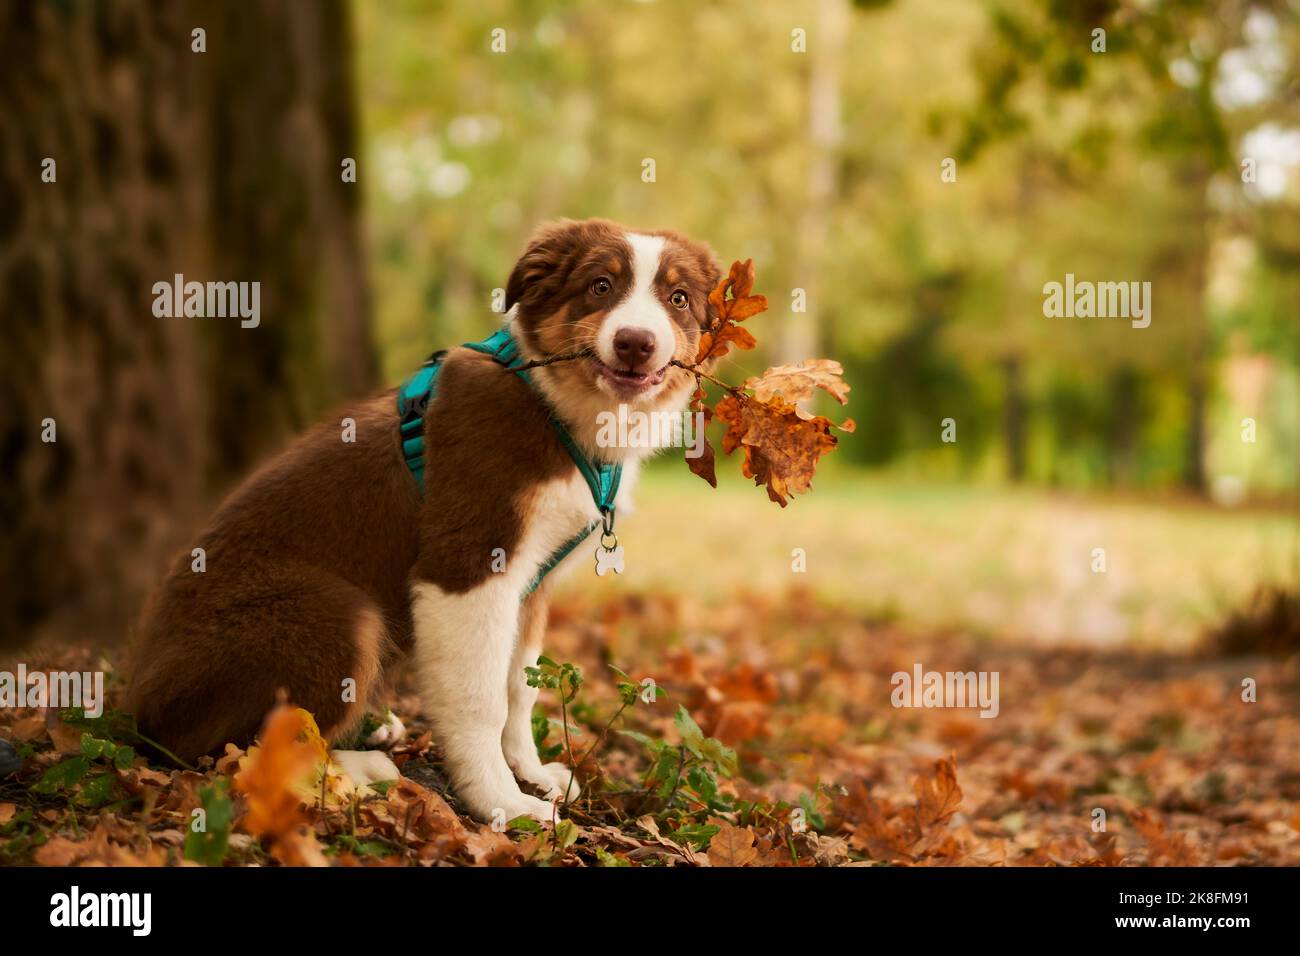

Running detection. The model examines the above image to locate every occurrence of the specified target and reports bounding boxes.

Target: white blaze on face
[596,233,675,370]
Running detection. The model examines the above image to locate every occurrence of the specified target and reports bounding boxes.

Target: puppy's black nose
[613,327,657,368]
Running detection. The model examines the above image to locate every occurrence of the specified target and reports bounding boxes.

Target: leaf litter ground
[2,586,1298,867]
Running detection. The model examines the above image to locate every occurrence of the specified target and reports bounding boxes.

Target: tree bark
[0,0,373,650]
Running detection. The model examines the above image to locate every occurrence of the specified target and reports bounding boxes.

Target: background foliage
[359,0,1299,496]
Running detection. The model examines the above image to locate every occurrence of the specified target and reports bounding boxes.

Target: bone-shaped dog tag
[595,532,624,576]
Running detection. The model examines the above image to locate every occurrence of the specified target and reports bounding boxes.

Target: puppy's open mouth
[592,358,668,395]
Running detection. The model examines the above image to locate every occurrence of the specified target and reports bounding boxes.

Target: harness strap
[397,351,446,489]
[462,330,622,513]
[397,329,622,594]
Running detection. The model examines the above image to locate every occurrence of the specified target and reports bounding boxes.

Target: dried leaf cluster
[682,260,854,506]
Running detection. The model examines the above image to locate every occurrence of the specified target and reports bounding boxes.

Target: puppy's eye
[670,290,689,310]
[591,277,612,296]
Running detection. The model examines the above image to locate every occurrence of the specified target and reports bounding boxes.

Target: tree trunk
[780,0,846,363]
[0,0,373,650]
[1107,365,1139,487]
[1001,354,1027,482]
[1179,161,1212,496]
[1183,364,1208,493]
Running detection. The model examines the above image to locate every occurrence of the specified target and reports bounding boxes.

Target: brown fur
[126,219,720,761]
[127,394,417,758]
[412,349,573,592]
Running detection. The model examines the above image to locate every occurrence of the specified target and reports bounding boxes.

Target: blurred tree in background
[956,0,1296,493]
[0,0,372,649]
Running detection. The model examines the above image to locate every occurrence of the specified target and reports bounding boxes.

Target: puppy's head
[506,219,721,418]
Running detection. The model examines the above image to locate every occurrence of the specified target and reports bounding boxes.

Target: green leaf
[60,708,139,744]
[184,779,233,867]
[800,792,827,832]
[699,736,739,777]
[76,773,118,808]
[524,666,558,690]
[330,835,396,858]
[113,745,136,771]
[610,666,645,707]
[552,818,580,852]
[594,846,631,867]
[79,735,107,759]
[617,729,657,749]
[0,807,36,837]
[532,713,563,761]
[687,765,719,805]
[531,711,549,746]
[652,748,683,799]
[508,815,544,833]
[34,756,91,794]
[667,822,719,848]
[561,663,584,701]
[674,706,705,757]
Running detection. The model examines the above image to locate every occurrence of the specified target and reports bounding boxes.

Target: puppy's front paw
[470,790,559,828]
[364,712,406,750]
[520,762,580,803]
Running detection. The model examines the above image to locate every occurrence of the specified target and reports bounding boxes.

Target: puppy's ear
[505,219,580,314]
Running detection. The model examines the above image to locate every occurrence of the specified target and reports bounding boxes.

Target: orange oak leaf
[707,822,759,867]
[1129,808,1201,866]
[696,323,759,364]
[842,758,964,863]
[841,782,916,863]
[686,435,718,488]
[233,704,329,867]
[681,259,850,500]
[714,393,840,506]
[383,778,471,863]
[685,388,717,487]
[745,359,851,409]
[34,822,167,867]
[695,259,767,363]
[902,755,964,844]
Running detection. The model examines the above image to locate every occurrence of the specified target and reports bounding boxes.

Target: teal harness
[397,328,622,594]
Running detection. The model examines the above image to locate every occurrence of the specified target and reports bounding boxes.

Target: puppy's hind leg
[129,567,393,764]
[327,606,402,788]
[329,749,401,788]
[363,711,407,749]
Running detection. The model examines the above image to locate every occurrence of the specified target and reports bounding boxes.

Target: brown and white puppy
[127,218,719,822]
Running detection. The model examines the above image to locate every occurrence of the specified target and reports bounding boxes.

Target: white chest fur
[519,458,640,588]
